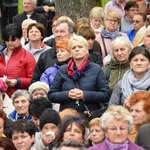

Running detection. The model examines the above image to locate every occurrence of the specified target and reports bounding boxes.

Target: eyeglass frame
[106,19,119,24]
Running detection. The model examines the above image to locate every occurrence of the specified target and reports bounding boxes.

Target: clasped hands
[68,88,84,100]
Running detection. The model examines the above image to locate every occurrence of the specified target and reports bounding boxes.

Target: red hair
[129,91,150,114]
[56,38,70,52]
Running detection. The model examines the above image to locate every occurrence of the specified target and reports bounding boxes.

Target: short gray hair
[60,141,86,150]
[101,106,133,132]
[68,35,88,50]
[56,16,75,34]
[11,90,32,104]
[89,7,104,20]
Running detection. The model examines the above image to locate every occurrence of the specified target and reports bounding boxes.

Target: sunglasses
[132,20,143,24]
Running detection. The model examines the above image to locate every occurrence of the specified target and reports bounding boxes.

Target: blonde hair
[22,19,37,29]
[89,118,101,128]
[59,108,79,122]
[105,10,121,24]
[101,106,133,132]
[132,26,147,47]
[89,7,104,20]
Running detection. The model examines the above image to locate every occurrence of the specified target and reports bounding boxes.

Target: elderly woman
[89,7,104,34]
[128,91,150,142]
[8,90,32,121]
[108,46,150,107]
[40,38,72,88]
[48,35,110,114]
[103,36,133,92]
[8,120,36,150]
[53,116,86,149]
[88,106,144,150]
[88,118,105,146]
[28,81,50,99]
[21,19,37,46]
[0,23,36,97]
[96,10,128,63]
[24,22,51,62]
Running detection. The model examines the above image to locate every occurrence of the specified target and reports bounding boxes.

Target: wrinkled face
[63,123,84,143]
[13,96,30,116]
[56,49,71,62]
[60,147,80,150]
[87,39,94,50]
[125,7,138,19]
[32,116,40,130]
[105,17,119,32]
[0,118,4,136]
[42,123,58,135]
[113,44,130,63]
[130,54,150,78]
[32,89,47,99]
[106,119,129,144]
[23,0,36,14]
[28,26,42,42]
[132,14,146,31]
[5,38,21,51]
[12,132,34,150]
[90,18,103,29]
[70,40,88,62]
[144,30,150,51]
[55,23,71,42]
[130,101,150,126]
[89,124,105,144]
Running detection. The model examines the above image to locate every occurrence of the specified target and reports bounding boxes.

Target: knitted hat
[40,108,61,130]
[28,81,49,94]
[0,80,8,92]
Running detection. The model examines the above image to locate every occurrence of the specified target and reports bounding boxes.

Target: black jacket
[12,11,46,27]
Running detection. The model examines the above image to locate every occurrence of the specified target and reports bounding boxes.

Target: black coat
[48,63,111,113]
[12,11,46,27]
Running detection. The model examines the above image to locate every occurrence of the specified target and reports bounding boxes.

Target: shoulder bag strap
[101,35,108,56]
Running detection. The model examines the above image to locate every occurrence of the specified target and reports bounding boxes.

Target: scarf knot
[101,28,122,41]
[67,57,91,80]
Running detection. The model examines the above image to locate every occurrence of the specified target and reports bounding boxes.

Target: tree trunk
[55,0,101,21]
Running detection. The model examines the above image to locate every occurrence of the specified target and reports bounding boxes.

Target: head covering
[40,108,61,130]
[0,80,8,92]
[28,81,49,94]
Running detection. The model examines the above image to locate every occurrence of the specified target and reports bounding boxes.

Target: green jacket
[103,59,130,92]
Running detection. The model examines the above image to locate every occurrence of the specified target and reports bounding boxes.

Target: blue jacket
[124,29,136,42]
[48,63,111,113]
[40,63,59,88]
[8,110,32,121]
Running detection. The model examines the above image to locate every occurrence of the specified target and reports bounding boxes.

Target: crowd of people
[0,0,150,150]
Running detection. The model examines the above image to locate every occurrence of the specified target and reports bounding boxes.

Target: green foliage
[101,0,110,8]
[18,0,23,14]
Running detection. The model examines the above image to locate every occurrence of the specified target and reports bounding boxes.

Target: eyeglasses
[131,20,143,24]
[106,19,118,23]
[108,127,128,132]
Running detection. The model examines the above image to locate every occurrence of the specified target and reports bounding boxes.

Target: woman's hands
[123,97,130,109]
[42,132,55,146]
[6,79,17,87]
[68,88,84,100]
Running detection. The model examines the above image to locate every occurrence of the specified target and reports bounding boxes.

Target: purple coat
[88,140,144,150]
[40,64,59,88]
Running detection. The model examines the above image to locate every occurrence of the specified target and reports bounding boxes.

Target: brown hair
[27,22,45,40]
[89,118,101,128]
[0,110,7,128]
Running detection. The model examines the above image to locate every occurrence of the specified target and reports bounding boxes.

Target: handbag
[74,81,108,120]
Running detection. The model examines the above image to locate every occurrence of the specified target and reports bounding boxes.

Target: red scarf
[67,56,90,80]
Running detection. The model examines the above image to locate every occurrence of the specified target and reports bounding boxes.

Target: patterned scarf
[105,138,129,150]
[67,57,91,80]
[101,28,122,41]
